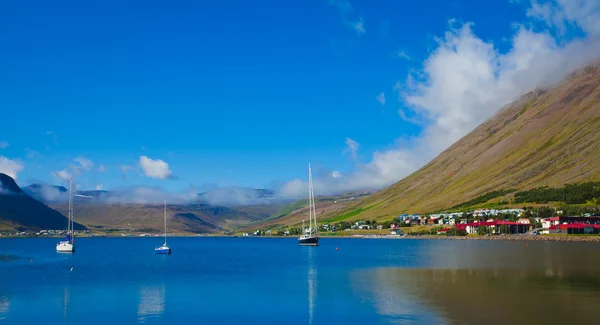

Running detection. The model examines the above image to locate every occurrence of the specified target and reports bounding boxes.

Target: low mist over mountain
[197,187,275,206]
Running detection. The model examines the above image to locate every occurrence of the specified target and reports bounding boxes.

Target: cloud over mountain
[279,0,600,198]
[0,156,23,180]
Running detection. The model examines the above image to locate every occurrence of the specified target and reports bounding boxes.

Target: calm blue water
[1,237,600,324]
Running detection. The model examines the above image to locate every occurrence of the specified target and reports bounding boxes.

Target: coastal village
[233,207,600,238]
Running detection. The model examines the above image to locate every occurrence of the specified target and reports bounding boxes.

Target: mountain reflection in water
[356,266,600,324]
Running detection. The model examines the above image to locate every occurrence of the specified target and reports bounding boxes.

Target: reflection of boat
[57,178,75,253]
[0,295,9,321]
[155,201,171,254]
[299,163,319,246]
[62,287,69,325]
[138,285,165,322]
[307,248,317,325]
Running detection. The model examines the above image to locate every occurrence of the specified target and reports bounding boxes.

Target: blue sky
[1,0,599,196]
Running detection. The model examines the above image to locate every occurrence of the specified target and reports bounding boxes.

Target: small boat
[299,163,319,246]
[57,178,75,253]
[155,201,171,254]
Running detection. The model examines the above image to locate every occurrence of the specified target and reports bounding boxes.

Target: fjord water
[1,238,600,324]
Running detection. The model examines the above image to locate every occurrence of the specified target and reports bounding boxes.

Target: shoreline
[3,234,600,242]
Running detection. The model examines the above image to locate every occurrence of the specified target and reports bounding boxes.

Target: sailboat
[299,163,319,246]
[155,201,171,254]
[56,178,75,253]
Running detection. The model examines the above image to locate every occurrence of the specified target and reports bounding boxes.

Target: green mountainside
[327,64,600,221]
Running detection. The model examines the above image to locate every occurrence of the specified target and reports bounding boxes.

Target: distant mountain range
[0,174,86,231]
[197,187,275,206]
[2,179,284,233]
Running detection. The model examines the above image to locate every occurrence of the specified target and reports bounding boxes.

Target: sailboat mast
[308,163,313,235]
[164,200,167,244]
[311,179,317,237]
[68,178,73,235]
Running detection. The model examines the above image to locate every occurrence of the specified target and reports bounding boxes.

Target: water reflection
[0,296,9,321]
[361,267,600,325]
[307,248,317,325]
[137,285,165,323]
[62,287,69,325]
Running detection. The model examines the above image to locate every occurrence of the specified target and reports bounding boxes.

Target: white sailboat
[155,201,171,254]
[299,163,319,246]
[56,178,75,253]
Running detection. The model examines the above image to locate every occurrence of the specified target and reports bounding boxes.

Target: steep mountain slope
[0,174,86,231]
[340,64,600,219]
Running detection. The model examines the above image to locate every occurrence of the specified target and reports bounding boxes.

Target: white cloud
[376,92,386,105]
[52,169,72,181]
[395,50,412,60]
[352,17,366,35]
[74,156,94,170]
[528,0,600,36]
[329,0,365,35]
[97,165,106,173]
[278,1,600,197]
[331,170,342,178]
[0,141,8,149]
[0,156,23,180]
[139,156,172,179]
[344,137,360,160]
[96,184,103,190]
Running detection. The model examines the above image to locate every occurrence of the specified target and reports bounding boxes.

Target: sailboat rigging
[299,163,319,246]
[56,178,75,253]
[155,201,172,254]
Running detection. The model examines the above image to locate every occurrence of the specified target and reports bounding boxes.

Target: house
[543,216,600,234]
[542,217,560,231]
[456,220,530,235]
[549,223,600,234]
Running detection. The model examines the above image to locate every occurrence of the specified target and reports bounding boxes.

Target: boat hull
[298,236,319,246]
[155,247,171,254]
[56,242,74,253]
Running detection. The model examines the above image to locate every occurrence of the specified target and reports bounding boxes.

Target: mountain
[197,187,275,206]
[21,182,285,233]
[22,184,68,203]
[0,174,86,231]
[239,191,372,231]
[47,202,281,233]
[24,184,116,203]
[333,64,600,220]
